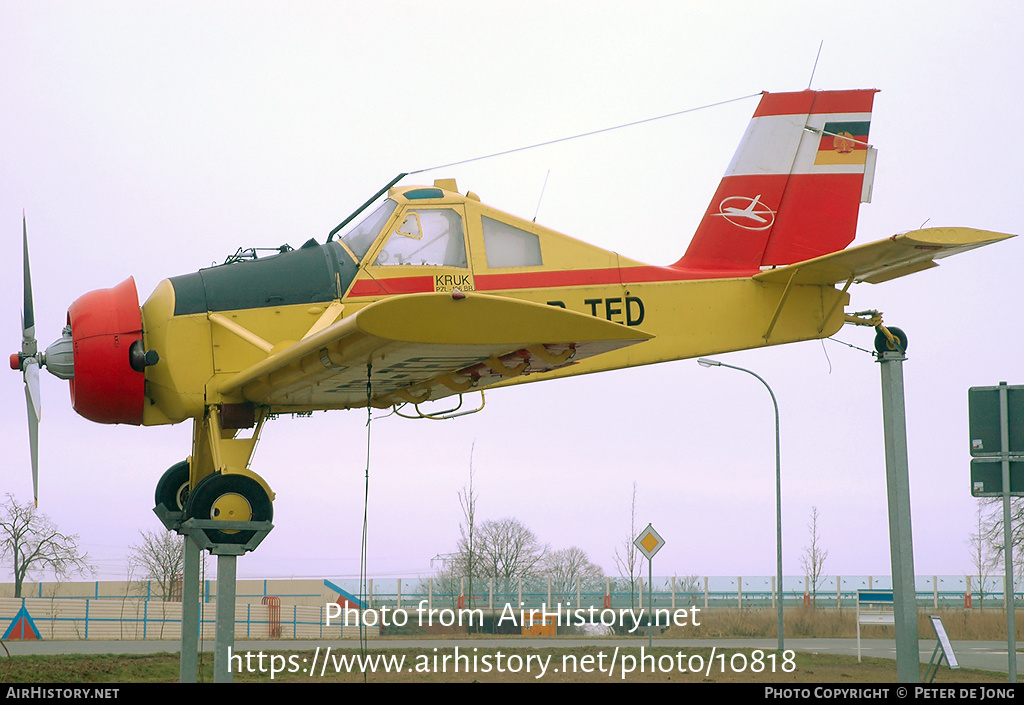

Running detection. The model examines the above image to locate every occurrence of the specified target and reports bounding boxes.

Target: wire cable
[409,93,762,175]
[359,363,372,681]
[328,92,760,240]
[827,336,876,356]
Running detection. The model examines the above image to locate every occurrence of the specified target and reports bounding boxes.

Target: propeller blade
[22,214,35,348]
[24,360,40,506]
[24,358,41,422]
[20,213,40,506]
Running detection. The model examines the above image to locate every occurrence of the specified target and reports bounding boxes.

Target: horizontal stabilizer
[753,227,1014,286]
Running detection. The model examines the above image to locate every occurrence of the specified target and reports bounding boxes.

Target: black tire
[154,460,191,513]
[184,473,273,545]
[874,326,908,355]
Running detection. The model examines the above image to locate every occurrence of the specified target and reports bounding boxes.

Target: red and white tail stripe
[675,89,878,273]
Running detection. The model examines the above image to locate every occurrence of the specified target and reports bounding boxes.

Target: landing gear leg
[149,403,277,548]
[181,404,275,548]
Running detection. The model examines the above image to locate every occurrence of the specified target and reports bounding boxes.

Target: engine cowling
[67,277,147,425]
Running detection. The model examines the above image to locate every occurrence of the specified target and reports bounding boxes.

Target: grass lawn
[2,645,1003,684]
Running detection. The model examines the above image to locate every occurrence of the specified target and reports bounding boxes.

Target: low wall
[0,597,370,641]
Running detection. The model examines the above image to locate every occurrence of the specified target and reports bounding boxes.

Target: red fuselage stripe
[346,265,755,297]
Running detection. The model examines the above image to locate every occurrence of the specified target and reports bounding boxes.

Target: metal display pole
[179,519,271,683]
[156,503,272,684]
[877,348,920,683]
[214,554,237,683]
[180,536,200,683]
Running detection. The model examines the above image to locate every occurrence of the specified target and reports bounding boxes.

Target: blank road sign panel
[970,458,1024,497]
[968,385,1024,456]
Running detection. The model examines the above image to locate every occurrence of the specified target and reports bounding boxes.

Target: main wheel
[155,460,191,514]
[184,473,273,545]
[874,326,908,355]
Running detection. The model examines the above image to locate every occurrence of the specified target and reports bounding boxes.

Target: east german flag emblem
[815,121,871,165]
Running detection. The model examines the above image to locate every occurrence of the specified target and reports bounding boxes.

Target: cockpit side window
[481,216,543,267]
[341,199,399,261]
[374,209,467,267]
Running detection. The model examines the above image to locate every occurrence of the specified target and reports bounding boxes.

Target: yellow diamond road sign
[633,523,665,560]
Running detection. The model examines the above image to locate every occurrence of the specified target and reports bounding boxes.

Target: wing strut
[762,267,800,342]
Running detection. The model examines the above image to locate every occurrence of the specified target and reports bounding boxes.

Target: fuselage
[138,181,847,425]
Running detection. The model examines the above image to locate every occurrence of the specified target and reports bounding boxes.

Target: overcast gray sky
[2,2,1021,586]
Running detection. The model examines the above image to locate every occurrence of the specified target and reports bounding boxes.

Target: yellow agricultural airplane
[11,88,1013,544]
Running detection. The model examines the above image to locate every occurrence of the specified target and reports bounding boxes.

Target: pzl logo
[434,273,475,292]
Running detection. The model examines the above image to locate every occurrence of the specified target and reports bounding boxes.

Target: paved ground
[2,637,1017,674]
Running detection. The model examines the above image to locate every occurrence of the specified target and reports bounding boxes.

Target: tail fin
[674,89,879,272]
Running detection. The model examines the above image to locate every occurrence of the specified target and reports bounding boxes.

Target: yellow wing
[215,292,652,410]
[754,227,1014,286]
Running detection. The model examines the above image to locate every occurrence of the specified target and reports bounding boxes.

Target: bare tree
[457,443,479,610]
[129,529,187,601]
[427,562,464,610]
[0,494,92,597]
[801,506,829,607]
[613,482,641,608]
[979,496,1024,595]
[968,500,1000,609]
[544,546,604,607]
[476,517,548,584]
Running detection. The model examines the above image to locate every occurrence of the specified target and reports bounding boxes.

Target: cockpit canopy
[338,181,546,271]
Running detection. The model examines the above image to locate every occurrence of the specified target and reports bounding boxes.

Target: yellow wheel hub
[210,492,253,533]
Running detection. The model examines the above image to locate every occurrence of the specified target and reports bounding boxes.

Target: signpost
[634,524,664,651]
[968,382,1024,682]
[856,590,895,662]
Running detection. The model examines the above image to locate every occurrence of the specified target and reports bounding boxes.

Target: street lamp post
[698,358,784,653]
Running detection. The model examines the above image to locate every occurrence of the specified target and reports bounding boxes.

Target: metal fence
[2,574,1011,641]
[348,574,1007,612]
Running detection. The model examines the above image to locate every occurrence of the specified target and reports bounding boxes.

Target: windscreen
[340,199,399,261]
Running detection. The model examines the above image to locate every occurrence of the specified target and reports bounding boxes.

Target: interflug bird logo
[715,194,776,231]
